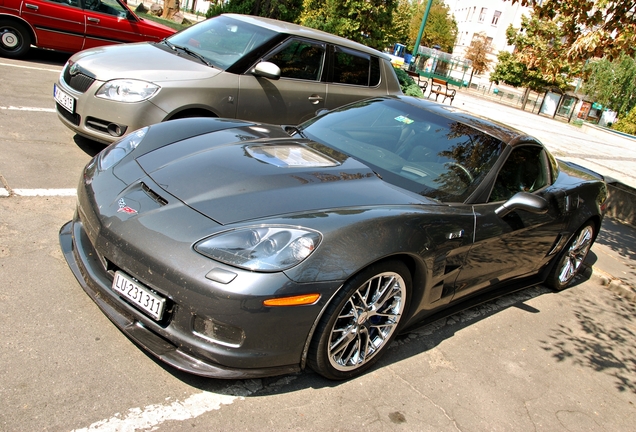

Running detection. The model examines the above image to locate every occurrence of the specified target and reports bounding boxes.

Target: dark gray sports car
[60,96,608,380]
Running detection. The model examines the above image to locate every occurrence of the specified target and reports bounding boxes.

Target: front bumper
[55,76,167,145]
[59,207,341,378]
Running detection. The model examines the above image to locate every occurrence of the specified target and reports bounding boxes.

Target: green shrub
[393,67,423,98]
[613,106,636,135]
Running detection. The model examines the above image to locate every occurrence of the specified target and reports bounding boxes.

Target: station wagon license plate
[54,84,75,114]
[112,271,166,320]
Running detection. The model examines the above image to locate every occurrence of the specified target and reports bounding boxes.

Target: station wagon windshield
[166,16,277,69]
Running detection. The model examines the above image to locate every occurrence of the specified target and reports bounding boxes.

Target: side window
[49,0,81,6]
[265,39,325,81]
[84,0,128,17]
[333,46,373,86]
[489,146,551,202]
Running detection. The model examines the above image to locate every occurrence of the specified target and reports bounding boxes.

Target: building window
[479,7,487,22]
[492,10,502,26]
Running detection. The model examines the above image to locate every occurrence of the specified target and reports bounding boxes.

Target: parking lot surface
[1,50,635,431]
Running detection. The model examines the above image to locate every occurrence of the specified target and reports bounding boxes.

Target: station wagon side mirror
[495,192,549,218]
[252,62,281,80]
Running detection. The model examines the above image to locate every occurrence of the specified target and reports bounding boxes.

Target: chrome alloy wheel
[558,225,594,284]
[327,271,406,371]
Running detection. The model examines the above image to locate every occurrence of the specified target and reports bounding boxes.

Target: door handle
[308,95,323,104]
[25,3,39,10]
[87,17,100,23]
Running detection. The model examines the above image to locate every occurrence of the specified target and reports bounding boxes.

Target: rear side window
[332,46,380,87]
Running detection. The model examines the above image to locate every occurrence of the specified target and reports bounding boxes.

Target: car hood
[71,43,220,82]
[135,134,428,225]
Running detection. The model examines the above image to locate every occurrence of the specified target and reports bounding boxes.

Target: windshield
[167,16,277,69]
[299,98,505,202]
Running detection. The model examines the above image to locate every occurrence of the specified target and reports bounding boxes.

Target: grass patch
[137,12,191,31]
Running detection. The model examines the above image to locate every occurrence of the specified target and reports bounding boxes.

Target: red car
[0,0,175,58]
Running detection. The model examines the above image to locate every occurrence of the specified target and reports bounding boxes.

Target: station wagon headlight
[195,226,322,272]
[98,127,148,171]
[96,79,160,102]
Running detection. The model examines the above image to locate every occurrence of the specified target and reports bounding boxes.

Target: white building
[443,0,532,84]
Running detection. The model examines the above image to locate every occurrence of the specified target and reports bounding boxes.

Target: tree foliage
[613,106,636,135]
[581,55,636,118]
[491,12,581,94]
[299,0,398,50]
[408,0,457,53]
[509,0,636,61]
[464,33,492,74]
[207,0,303,22]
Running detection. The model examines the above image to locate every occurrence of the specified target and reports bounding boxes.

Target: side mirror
[252,62,281,80]
[495,192,549,218]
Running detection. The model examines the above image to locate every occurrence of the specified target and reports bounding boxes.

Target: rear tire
[545,222,595,291]
[308,260,411,380]
[0,20,31,58]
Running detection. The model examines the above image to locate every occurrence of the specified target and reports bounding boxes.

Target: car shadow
[73,134,105,157]
[19,48,71,66]
[145,268,595,395]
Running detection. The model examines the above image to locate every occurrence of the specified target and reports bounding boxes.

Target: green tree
[490,12,581,108]
[207,0,303,22]
[581,55,636,118]
[300,0,398,50]
[613,106,636,135]
[490,51,525,88]
[408,0,457,53]
[464,33,493,87]
[509,0,636,61]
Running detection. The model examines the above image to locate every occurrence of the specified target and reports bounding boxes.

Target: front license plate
[53,84,75,114]
[112,271,166,320]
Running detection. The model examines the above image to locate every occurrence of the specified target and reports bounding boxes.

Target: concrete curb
[605,181,636,227]
[590,265,636,302]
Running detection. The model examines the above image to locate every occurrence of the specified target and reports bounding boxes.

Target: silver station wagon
[54,13,402,144]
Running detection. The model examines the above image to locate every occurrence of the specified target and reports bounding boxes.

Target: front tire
[546,222,595,291]
[0,20,31,58]
[308,260,411,380]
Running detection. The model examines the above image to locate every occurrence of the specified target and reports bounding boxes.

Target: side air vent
[141,182,169,206]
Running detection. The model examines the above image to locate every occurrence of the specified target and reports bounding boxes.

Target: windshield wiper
[172,44,212,67]
[284,125,306,138]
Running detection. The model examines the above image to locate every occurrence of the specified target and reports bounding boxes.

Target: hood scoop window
[246,144,340,168]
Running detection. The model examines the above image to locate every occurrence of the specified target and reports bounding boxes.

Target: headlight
[96,79,159,102]
[195,226,322,272]
[97,127,148,171]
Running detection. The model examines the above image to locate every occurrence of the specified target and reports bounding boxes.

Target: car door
[82,0,148,48]
[236,38,327,125]
[452,144,566,300]
[20,0,85,52]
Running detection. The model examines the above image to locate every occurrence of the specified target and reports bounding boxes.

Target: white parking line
[0,62,61,73]
[1,188,77,197]
[0,106,56,112]
[72,391,241,432]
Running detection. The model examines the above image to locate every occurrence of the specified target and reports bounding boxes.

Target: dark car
[60,96,607,380]
[0,0,175,58]
[53,14,402,144]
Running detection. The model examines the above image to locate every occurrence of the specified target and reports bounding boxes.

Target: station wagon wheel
[546,222,595,291]
[0,20,31,58]
[308,260,411,380]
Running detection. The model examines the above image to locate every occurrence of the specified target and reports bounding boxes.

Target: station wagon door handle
[25,3,39,10]
[87,17,100,23]
[308,95,323,104]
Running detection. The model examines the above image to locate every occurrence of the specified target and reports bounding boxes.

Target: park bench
[430,78,456,105]
[406,70,428,94]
